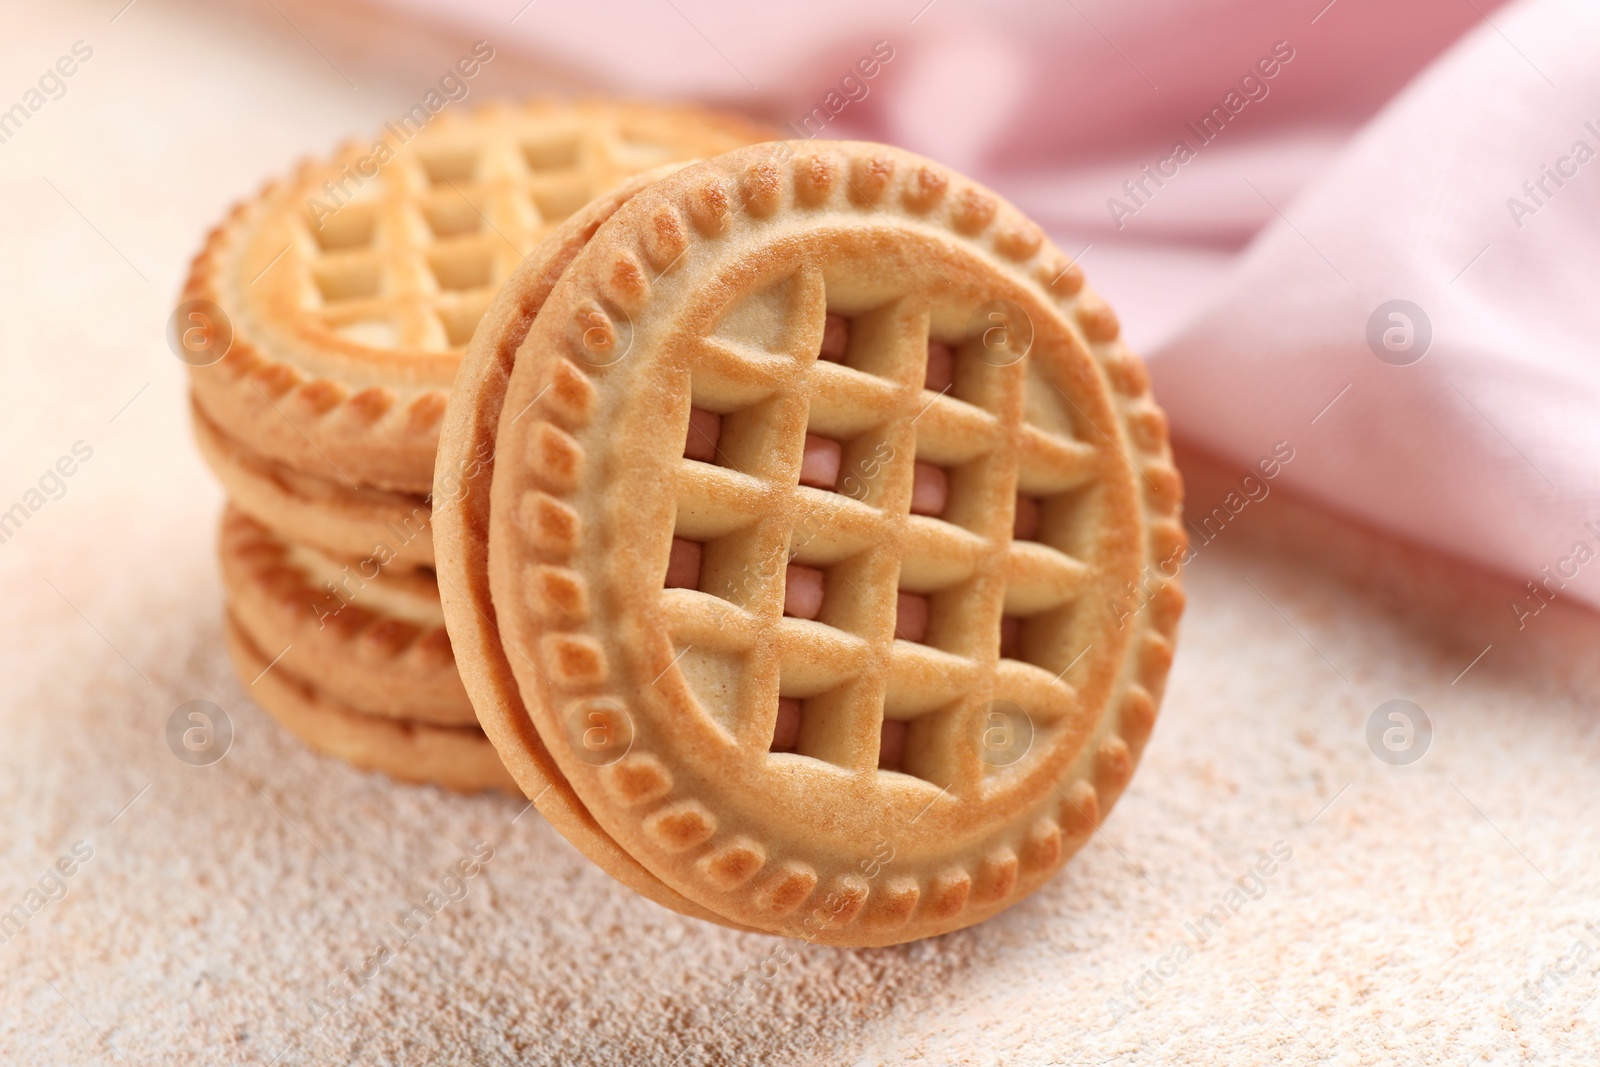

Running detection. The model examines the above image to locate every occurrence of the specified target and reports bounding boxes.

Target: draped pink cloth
[383,0,1600,611]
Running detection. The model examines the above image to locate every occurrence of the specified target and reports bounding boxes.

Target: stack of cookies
[180,100,771,791]
[181,110,1188,942]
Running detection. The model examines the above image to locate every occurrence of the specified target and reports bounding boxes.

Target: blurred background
[4,0,1595,606]
[3,1,1597,1064]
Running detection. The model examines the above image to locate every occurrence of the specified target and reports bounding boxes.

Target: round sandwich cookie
[183,99,775,496]
[224,611,516,794]
[436,141,1186,944]
[194,398,435,570]
[219,507,473,725]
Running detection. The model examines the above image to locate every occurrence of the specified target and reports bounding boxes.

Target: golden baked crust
[434,165,752,930]
[220,507,473,726]
[184,100,775,494]
[455,141,1185,945]
[194,398,434,570]
[223,611,516,794]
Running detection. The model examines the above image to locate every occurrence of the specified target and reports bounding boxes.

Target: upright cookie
[437,142,1185,944]
[185,100,775,495]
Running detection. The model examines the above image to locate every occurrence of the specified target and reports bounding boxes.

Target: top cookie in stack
[180,100,774,789]
[186,99,775,548]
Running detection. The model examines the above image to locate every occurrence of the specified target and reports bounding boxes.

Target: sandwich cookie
[184,100,775,495]
[436,142,1186,943]
[194,399,435,570]
[224,612,516,794]
[219,506,472,725]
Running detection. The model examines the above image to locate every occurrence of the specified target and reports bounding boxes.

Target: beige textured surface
[2,1,1596,1063]
[5,440,1597,1065]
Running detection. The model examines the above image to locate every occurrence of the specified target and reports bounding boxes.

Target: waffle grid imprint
[183,101,774,493]
[665,281,1104,795]
[483,142,1186,944]
[291,111,710,355]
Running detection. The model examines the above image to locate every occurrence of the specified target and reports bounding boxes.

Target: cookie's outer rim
[192,396,435,570]
[224,610,517,794]
[433,164,760,933]
[484,140,1186,945]
[185,99,779,494]
[219,506,474,726]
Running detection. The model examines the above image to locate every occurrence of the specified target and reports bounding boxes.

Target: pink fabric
[384,0,1598,609]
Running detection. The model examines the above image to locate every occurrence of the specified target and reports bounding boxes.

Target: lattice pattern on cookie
[480,143,1189,944]
[662,271,1102,794]
[183,102,772,495]
[287,105,765,355]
